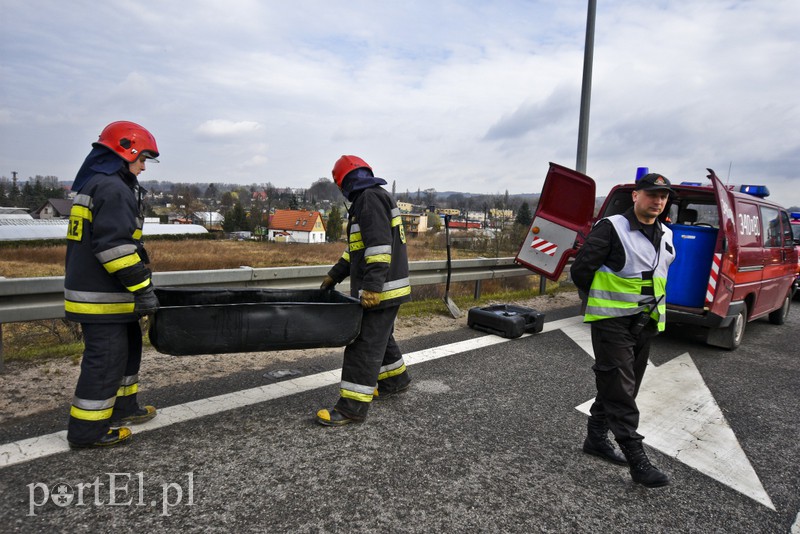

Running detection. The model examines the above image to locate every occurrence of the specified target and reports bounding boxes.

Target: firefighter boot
[374,370,412,400]
[316,408,359,427]
[583,418,627,465]
[111,405,157,427]
[69,427,132,450]
[618,440,670,488]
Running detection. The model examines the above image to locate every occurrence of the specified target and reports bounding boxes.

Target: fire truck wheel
[707,305,747,350]
[768,292,791,325]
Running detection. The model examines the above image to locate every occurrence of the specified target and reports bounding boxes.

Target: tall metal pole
[576,0,596,174]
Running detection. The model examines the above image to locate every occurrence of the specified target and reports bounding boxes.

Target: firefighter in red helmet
[317,155,412,426]
[64,121,160,448]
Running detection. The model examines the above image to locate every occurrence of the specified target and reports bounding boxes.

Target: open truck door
[515,162,596,280]
[705,168,739,318]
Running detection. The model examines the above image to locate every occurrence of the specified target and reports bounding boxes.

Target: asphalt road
[1,303,798,533]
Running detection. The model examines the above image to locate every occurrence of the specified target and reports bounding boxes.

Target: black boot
[618,440,670,488]
[583,419,627,465]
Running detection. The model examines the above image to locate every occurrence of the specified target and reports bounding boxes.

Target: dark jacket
[328,186,411,309]
[64,168,152,323]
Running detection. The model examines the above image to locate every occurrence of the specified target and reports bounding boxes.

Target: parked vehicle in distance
[791,212,800,300]
[516,162,798,350]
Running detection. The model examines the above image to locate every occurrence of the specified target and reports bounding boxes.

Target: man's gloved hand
[360,290,381,309]
[134,286,160,316]
[320,275,336,290]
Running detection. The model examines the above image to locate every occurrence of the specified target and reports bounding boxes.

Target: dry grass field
[0,234,478,278]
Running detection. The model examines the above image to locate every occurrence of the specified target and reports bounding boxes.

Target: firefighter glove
[360,290,381,309]
[320,275,336,290]
[134,286,160,316]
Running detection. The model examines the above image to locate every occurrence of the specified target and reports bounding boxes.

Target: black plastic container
[467,304,545,339]
[149,287,363,356]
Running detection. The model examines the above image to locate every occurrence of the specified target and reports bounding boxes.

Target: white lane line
[0,316,584,469]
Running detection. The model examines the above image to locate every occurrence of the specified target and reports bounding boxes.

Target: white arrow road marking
[568,322,775,510]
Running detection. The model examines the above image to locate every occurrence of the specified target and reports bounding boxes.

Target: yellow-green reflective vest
[584,215,675,332]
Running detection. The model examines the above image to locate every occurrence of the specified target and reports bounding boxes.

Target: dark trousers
[335,306,411,420]
[588,316,656,443]
[67,322,143,444]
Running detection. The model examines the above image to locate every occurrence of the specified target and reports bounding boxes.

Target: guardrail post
[539,275,547,295]
[473,280,482,300]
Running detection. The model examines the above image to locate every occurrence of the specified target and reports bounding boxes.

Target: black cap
[635,173,673,193]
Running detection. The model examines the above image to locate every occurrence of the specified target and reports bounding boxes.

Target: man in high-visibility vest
[316,155,412,426]
[571,173,676,487]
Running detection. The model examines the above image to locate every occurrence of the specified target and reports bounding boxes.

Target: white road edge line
[0,316,584,469]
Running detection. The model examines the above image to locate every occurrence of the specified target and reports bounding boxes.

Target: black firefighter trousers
[67,322,144,445]
[588,315,658,444]
[334,305,411,420]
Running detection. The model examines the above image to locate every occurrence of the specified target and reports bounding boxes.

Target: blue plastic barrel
[666,224,718,307]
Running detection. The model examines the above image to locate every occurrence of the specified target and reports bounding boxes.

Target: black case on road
[467,305,545,339]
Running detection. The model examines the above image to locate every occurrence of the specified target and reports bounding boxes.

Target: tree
[326,204,344,242]
[204,183,219,200]
[428,212,442,233]
[9,177,21,205]
[423,188,437,208]
[515,201,533,227]
[308,178,340,203]
[220,191,235,210]
[222,201,247,232]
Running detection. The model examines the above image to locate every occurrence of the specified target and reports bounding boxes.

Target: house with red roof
[267,209,326,243]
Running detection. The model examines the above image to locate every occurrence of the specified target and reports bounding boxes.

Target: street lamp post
[576,0,596,175]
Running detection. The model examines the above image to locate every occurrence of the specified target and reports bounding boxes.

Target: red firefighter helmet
[94,121,160,163]
[332,155,371,188]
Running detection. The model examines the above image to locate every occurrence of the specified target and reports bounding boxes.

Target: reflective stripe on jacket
[328,186,411,309]
[585,214,675,331]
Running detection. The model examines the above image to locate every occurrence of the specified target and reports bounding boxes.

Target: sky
[1,0,799,208]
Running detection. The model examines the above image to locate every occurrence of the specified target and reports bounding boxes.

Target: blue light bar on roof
[790,212,800,220]
[680,182,703,186]
[739,185,770,198]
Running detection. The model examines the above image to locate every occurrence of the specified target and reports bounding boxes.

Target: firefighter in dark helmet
[317,155,412,426]
[64,121,160,449]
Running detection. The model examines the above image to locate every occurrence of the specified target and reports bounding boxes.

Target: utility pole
[576,0,596,174]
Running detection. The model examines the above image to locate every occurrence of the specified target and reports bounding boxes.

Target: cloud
[1,1,799,207]
[195,120,263,139]
[484,85,579,141]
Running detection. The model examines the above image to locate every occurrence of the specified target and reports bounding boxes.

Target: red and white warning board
[530,236,558,256]
[515,215,579,279]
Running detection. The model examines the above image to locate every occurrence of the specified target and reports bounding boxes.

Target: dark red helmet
[332,155,371,188]
[94,121,159,163]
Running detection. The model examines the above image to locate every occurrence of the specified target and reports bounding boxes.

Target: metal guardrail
[0,257,537,325]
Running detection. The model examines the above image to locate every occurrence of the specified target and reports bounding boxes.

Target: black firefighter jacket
[328,186,411,309]
[64,170,153,323]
